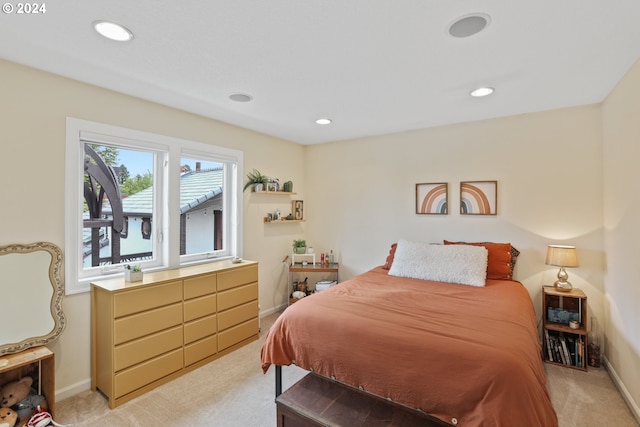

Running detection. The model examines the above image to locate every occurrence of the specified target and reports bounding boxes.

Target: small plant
[293,239,307,254]
[124,264,143,281]
[243,169,270,192]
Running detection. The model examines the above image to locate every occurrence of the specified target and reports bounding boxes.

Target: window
[65,118,243,294]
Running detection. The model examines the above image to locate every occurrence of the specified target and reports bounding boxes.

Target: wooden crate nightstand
[542,286,588,371]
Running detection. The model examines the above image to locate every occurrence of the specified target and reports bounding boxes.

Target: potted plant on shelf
[292,239,307,254]
[243,169,270,192]
[124,264,143,282]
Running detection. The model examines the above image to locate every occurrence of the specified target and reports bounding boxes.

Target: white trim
[65,117,244,294]
[55,378,91,403]
[603,354,640,424]
[260,303,287,318]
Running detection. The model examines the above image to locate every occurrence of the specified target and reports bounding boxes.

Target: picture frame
[293,200,304,220]
[415,183,448,214]
[460,181,497,215]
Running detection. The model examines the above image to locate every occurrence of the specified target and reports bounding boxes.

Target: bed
[261,240,558,427]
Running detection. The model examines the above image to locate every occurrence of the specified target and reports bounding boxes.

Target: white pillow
[388,239,488,287]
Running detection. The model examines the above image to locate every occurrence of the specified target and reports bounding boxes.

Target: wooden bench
[275,373,451,427]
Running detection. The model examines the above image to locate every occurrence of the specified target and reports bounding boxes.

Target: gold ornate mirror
[0,242,66,355]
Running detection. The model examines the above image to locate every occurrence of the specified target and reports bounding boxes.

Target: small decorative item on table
[293,200,304,220]
[124,264,143,282]
[293,239,306,254]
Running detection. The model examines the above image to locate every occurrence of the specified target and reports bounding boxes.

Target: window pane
[180,158,225,256]
[83,144,155,269]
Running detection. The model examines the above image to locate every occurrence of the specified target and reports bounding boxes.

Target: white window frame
[65,118,243,294]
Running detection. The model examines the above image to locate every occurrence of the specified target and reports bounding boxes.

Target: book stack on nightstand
[542,287,588,371]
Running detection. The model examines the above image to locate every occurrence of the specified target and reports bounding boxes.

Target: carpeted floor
[55,312,638,427]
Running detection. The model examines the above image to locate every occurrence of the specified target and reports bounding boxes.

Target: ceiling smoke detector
[448,14,491,38]
[229,93,253,102]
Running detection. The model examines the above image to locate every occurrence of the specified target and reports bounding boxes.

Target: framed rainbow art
[415,182,448,215]
[460,180,497,215]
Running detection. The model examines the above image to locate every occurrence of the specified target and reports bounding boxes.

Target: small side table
[288,262,339,304]
[541,286,588,371]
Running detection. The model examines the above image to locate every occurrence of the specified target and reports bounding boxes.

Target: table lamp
[545,245,578,292]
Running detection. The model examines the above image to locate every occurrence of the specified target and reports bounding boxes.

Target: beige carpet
[56,312,638,427]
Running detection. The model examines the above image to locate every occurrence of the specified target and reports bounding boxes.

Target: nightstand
[542,286,587,370]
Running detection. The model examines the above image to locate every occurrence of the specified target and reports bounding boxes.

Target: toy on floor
[0,377,33,408]
[0,377,47,421]
[24,406,68,427]
[0,407,18,427]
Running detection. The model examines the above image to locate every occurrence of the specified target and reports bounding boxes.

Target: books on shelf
[544,330,585,368]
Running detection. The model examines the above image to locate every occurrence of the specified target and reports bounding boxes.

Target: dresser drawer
[184,314,217,344]
[218,318,259,351]
[114,303,182,345]
[217,282,258,311]
[184,335,218,367]
[114,348,183,398]
[114,281,182,318]
[184,274,216,300]
[217,265,258,291]
[114,326,183,371]
[184,294,217,322]
[218,300,258,331]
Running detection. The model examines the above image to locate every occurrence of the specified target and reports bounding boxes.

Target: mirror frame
[0,242,66,355]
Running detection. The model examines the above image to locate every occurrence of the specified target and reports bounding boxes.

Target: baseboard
[55,378,91,402]
[260,303,287,318]
[603,354,640,424]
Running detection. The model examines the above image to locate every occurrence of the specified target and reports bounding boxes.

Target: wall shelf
[253,191,297,195]
[264,219,305,223]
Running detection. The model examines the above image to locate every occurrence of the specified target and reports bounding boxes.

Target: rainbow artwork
[416,183,448,214]
[460,181,497,215]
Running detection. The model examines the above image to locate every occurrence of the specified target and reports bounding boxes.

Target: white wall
[602,58,640,418]
[0,58,305,399]
[303,106,605,325]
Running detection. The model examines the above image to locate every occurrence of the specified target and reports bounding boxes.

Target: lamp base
[553,279,573,292]
[553,266,573,292]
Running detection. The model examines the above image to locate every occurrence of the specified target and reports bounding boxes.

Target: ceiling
[2,1,640,145]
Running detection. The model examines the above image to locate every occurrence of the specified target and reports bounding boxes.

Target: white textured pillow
[388,239,488,287]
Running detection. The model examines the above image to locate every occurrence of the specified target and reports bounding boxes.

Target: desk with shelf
[288,262,339,304]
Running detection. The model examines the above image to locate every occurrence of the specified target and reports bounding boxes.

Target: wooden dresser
[91,260,258,408]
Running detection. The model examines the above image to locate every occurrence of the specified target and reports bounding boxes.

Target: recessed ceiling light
[470,87,494,97]
[93,20,133,42]
[229,93,253,102]
[315,118,332,125]
[448,13,491,38]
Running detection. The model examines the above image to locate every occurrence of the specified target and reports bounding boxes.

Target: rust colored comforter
[261,266,557,427]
